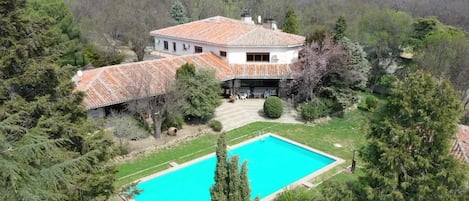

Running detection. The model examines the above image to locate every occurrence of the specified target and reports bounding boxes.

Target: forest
[65,0,469,121]
[1,0,468,200]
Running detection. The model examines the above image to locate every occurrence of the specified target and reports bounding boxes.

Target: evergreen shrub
[263,96,283,118]
[208,120,223,132]
[300,99,331,121]
[365,95,379,111]
[162,115,185,130]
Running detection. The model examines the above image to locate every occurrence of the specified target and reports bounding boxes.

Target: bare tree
[292,34,347,102]
[418,37,469,111]
[125,69,181,138]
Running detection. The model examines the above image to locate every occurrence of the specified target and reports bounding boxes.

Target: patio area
[213,98,303,131]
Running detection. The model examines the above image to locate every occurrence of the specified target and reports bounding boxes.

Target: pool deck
[134,133,345,201]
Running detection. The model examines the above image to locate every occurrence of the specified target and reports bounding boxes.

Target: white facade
[154,36,301,64]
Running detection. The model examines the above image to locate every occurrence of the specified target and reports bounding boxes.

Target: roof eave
[151,34,304,48]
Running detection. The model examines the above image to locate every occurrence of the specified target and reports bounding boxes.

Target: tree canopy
[176,63,221,121]
[360,71,468,200]
[210,133,257,201]
[170,1,190,24]
[282,6,299,34]
[0,0,116,199]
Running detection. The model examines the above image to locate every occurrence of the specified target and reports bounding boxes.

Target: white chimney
[73,70,83,85]
[240,9,253,24]
[263,18,277,30]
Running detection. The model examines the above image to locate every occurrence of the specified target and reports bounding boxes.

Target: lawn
[115,109,370,187]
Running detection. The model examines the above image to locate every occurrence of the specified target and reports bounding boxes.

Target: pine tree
[210,133,257,201]
[282,6,299,34]
[333,16,347,42]
[170,1,189,24]
[360,71,468,200]
[0,0,116,199]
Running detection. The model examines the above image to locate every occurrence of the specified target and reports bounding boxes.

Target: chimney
[263,17,277,30]
[73,70,83,85]
[240,8,253,24]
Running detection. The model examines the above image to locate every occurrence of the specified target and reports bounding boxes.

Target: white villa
[74,15,305,118]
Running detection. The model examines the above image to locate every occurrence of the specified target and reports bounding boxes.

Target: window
[163,41,168,50]
[220,51,227,57]
[183,44,189,51]
[194,46,203,53]
[173,42,176,52]
[246,52,270,62]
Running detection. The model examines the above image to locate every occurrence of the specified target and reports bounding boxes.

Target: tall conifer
[282,6,299,34]
[360,71,468,200]
[210,133,257,201]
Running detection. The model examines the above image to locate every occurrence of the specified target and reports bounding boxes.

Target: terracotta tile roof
[452,125,469,162]
[231,63,294,79]
[150,16,305,47]
[74,53,298,109]
[74,53,231,109]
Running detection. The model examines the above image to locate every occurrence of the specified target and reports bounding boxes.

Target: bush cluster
[365,95,379,111]
[208,120,223,132]
[300,98,344,121]
[263,96,283,118]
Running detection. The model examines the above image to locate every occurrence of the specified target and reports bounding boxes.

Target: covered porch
[222,79,291,99]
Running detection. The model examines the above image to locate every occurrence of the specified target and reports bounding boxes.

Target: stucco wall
[154,36,300,64]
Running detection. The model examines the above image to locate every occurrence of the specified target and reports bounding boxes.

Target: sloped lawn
[116,109,369,187]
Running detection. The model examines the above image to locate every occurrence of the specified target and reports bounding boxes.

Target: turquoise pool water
[135,135,336,201]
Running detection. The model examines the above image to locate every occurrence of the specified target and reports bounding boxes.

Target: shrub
[106,113,149,140]
[208,120,223,132]
[263,96,283,118]
[117,142,131,156]
[300,99,331,121]
[365,95,379,111]
[274,188,317,201]
[162,115,184,130]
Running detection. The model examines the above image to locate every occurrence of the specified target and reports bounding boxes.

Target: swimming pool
[135,134,343,201]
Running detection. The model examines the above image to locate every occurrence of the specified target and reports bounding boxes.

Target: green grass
[115,109,370,187]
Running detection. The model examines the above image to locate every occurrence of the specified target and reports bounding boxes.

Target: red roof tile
[452,125,469,162]
[74,53,231,109]
[74,53,296,109]
[150,16,305,47]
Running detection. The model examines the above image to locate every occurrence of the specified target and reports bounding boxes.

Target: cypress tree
[239,162,252,201]
[360,71,468,200]
[211,132,229,201]
[282,6,299,34]
[228,156,241,201]
[210,133,257,201]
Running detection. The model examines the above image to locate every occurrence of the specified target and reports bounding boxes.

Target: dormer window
[247,52,270,62]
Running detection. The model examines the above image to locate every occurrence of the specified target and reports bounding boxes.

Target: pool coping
[134,133,345,201]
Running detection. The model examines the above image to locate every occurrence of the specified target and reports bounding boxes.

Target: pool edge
[133,133,346,201]
[260,133,346,201]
